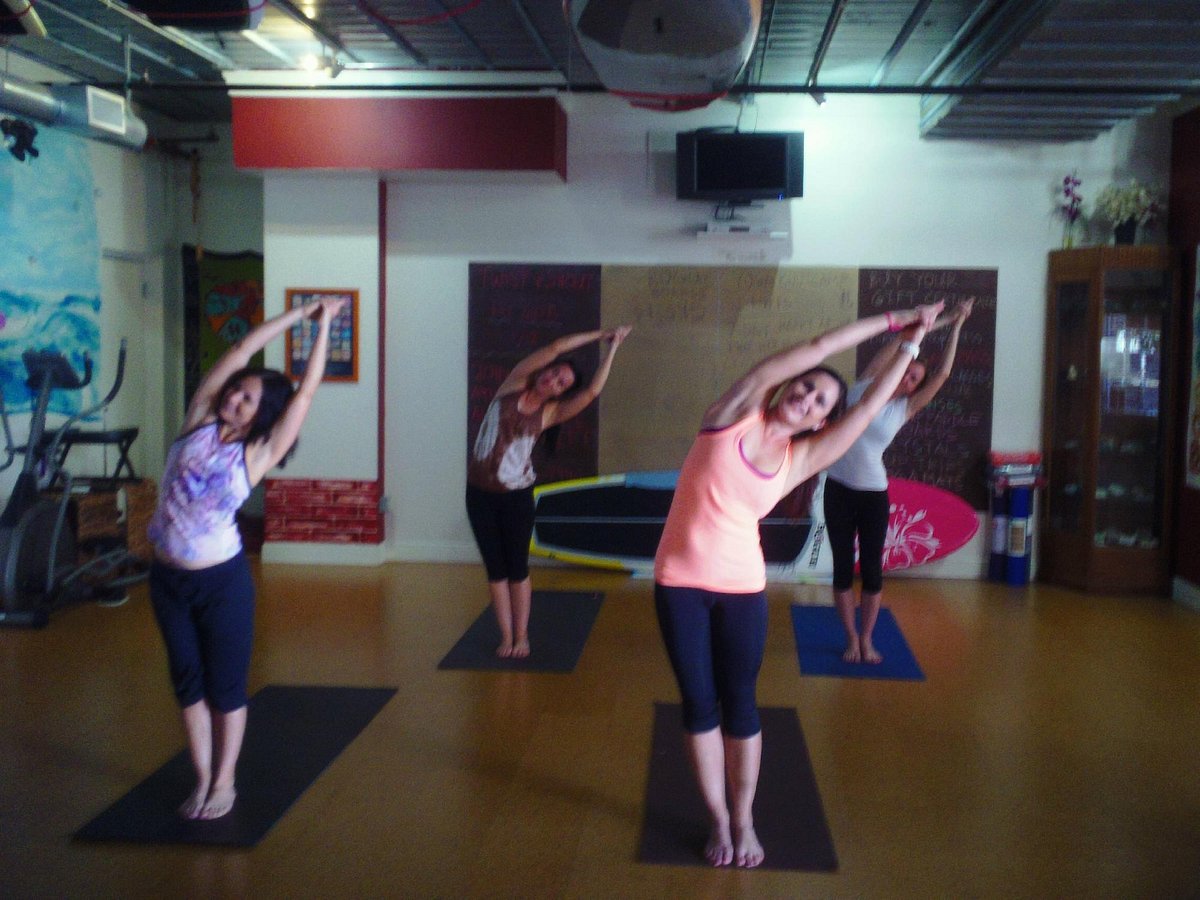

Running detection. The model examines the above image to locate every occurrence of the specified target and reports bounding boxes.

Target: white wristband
[900,340,921,358]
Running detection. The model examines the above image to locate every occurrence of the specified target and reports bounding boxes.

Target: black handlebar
[22,349,93,392]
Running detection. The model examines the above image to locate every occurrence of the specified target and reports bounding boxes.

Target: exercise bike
[0,340,148,628]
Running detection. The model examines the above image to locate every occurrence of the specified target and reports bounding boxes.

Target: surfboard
[530,472,979,581]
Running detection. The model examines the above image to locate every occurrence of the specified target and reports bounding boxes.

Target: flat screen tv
[676,130,804,203]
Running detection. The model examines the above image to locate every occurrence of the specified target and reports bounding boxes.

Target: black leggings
[654,584,768,738]
[465,484,536,582]
[823,477,890,593]
[149,552,255,712]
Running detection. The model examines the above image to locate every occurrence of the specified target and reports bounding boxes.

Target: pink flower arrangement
[1060,172,1083,223]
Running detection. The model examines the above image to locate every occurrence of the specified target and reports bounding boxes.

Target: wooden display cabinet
[1040,246,1179,594]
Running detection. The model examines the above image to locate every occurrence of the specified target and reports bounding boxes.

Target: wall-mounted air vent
[86,86,127,136]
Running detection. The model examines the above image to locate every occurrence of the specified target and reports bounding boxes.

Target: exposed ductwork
[0,72,147,151]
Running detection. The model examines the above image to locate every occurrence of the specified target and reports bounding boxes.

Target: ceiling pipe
[0,71,148,150]
[83,79,1200,98]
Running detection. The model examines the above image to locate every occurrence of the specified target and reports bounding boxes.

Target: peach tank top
[654,413,793,593]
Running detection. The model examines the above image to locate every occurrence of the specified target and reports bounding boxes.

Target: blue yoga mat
[790,605,924,680]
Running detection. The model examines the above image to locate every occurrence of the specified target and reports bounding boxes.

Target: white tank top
[825,379,909,492]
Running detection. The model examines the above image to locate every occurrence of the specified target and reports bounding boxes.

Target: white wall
[374,92,1173,573]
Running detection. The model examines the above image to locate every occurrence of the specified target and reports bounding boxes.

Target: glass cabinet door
[1095,268,1170,549]
[1047,281,1089,535]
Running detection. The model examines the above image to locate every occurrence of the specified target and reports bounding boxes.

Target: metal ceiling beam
[36,0,204,79]
[353,0,429,67]
[919,0,1060,134]
[508,0,562,75]
[429,0,492,69]
[805,0,849,88]
[871,0,934,87]
[270,0,363,63]
[81,79,1200,97]
[45,0,237,70]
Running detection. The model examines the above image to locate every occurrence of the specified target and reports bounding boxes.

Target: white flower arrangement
[1092,179,1162,226]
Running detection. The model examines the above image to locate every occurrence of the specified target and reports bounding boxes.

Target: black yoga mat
[75,685,396,847]
[638,703,838,872]
[437,590,603,672]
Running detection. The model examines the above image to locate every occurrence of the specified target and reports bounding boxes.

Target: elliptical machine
[0,340,146,627]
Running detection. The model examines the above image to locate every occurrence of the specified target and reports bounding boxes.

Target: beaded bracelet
[886,311,904,332]
[900,340,921,358]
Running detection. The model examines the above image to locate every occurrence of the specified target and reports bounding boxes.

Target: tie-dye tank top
[467,393,543,492]
[148,421,252,566]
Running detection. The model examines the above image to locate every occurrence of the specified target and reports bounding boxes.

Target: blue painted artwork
[0,126,102,417]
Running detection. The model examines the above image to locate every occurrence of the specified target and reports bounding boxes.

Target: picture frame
[284,288,359,383]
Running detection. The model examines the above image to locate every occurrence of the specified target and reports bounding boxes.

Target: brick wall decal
[264,478,384,545]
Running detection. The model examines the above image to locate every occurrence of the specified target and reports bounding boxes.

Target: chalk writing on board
[859,268,997,510]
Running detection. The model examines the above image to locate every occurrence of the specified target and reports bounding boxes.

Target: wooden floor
[3,561,1199,899]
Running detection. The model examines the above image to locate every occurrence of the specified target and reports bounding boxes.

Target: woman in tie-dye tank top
[147,295,346,821]
[467,325,631,659]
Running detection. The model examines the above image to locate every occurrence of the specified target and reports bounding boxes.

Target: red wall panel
[232,96,567,176]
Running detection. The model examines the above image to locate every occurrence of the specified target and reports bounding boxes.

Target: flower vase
[1061,223,1076,249]
[1113,218,1137,245]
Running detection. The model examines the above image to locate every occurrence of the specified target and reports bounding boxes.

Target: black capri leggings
[465,484,536,582]
[654,583,768,739]
[823,477,890,594]
[149,552,255,713]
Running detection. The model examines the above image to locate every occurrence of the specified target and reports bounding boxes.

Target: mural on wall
[1188,246,1200,489]
[0,128,101,415]
[181,246,264,404]
[469,262,996,580]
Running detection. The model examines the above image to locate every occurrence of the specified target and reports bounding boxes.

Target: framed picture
[284,288,358,383]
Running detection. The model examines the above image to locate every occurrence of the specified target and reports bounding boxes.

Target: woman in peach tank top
[653,301,943,868]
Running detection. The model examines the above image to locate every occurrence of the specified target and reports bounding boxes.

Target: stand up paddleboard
[530,472,978,580]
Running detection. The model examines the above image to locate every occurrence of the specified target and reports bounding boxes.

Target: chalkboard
[857,268,997,510]
[467,263,603,485]
[466,263,996,512]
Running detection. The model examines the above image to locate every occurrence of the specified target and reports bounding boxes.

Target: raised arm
[243,297,346,485]
[784,313,938,492]
[495,328,614,397]
[905,297,974,419]
[543,326,632,428]
[860,300,969,381]
[703,304,941,430]
[184,301,315,431]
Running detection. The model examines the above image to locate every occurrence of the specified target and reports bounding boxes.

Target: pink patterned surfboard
[881,477,980,570]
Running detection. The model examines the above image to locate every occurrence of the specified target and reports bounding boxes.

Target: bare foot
[198,784,237,820]
[705,821,733,867]
[496,640,514,658]
[511,638,530,659]
[862,638,882,664]
[842,638,862,663]
[733,823,765,868]
[178,783,209,820]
